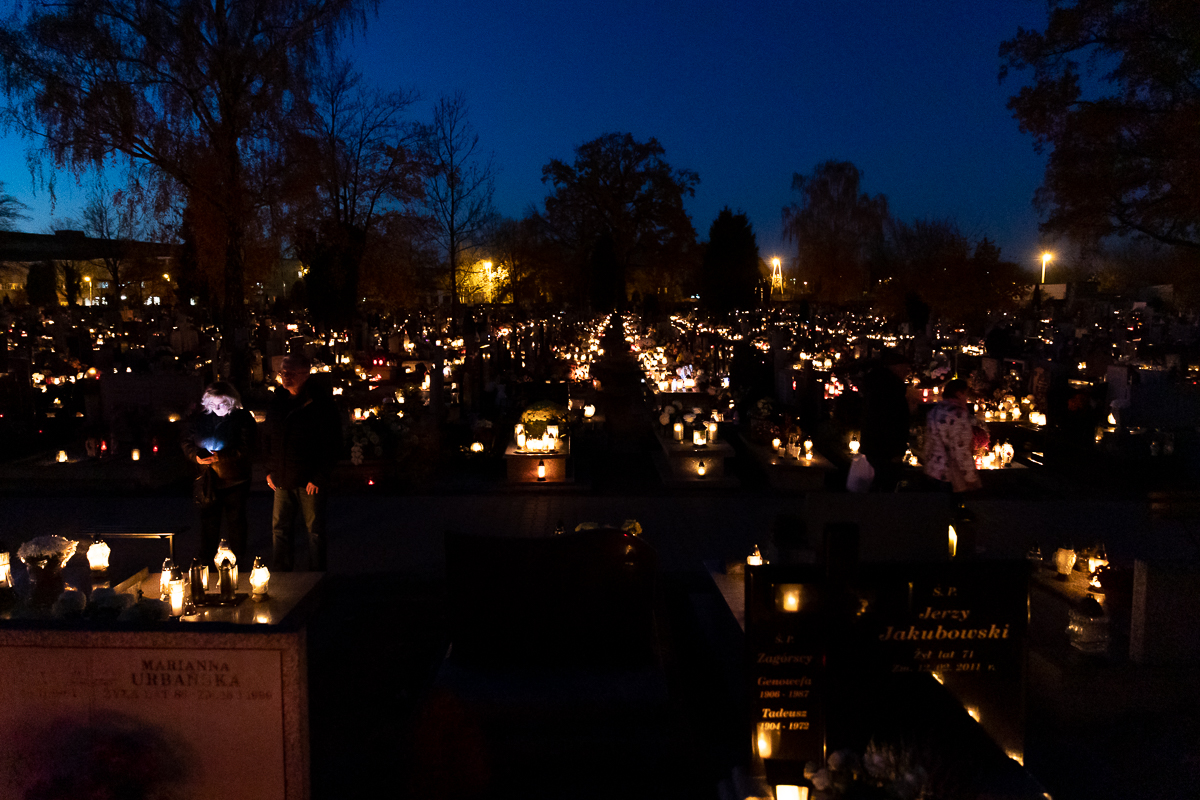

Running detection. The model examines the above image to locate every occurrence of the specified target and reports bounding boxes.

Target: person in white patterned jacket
[923,379,982,505]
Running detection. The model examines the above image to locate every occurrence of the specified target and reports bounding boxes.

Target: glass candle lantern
[168,573,186,616]
[87,539,111,571]
[693,428,707,446]
[583,404,596,418]
[0,552,11,589]
[673,422,684,441]
[56,450,68,463]
[130,448,141,461]
[1053,547,1077,579]
[849,436,860,455]
[697,460,707,477]
[707,421,718,443]
[214,540,238,588]
[537,460,546,481]
[546,425,559,440]
[160,558,176,599]
[747,545,764,566]
[249,557,270,600]
[516,431,526,450]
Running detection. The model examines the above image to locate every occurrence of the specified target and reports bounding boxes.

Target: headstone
[1130,560,1200,666]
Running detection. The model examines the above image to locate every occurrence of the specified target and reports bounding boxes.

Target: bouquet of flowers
[17,535,77,567]
[520,400,569,439]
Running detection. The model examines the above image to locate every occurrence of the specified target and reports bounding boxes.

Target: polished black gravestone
[745,528,1032,793]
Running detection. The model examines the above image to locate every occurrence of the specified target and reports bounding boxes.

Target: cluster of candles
[122,540,271,617]
[977,442,1016,470]
[672,420,719,445]
[771,436,814,461]
[514,423,564,453]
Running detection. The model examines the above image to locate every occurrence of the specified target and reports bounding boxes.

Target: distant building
[0,229,179,306]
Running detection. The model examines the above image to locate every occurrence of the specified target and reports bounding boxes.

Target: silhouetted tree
[1000,0,1200,250]
[541,132,698,310]
[783,161,887,305]
[422,92,495,320]
[80,180,146,313]
[288,60,425,327]
[0,182,27,231]
[0,0,374,386]
[701,208,761,313]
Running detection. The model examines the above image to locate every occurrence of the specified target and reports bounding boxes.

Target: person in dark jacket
[860,351,912,492]
[182,381,257,564]
[266,354,341,571]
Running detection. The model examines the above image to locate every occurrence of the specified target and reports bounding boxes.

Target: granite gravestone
[745,560,1029,781]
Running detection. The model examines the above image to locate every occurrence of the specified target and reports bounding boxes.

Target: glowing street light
[84,275,92,305]
[1041,252,1053,284]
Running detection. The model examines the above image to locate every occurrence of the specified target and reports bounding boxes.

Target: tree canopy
[423,92,495,316]
[0,181,26,231]
[541,132,698,310]
[1000,0,1200,250]
[782,161,887,305]
[0,0,374,383]
[701,208,761,313]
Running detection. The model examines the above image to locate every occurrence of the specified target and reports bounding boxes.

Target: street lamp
[1041,252,1053,284]
[83,276,92,305]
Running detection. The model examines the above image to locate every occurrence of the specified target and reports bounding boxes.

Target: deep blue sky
[0,0,1052,273]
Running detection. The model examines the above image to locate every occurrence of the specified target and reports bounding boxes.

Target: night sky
[0,0,1052,275]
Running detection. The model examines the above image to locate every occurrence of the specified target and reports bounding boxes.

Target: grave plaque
[0,646,288,798]
[745,561,1029,773]
[745,564,826,770]
[855,562,1029,762]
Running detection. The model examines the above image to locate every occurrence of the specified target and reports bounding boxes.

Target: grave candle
[692,428,706,446]
[583,404,595,418]
[673,422,684,441]
[697,460,706,477]
[159,558,175,599]
[707,421,718,442]
[537,460,546,481]
[130,448,140,461]
[168,573,185,616]
[516,431,526,450]
[780,587,801,612]
[87,540,110,571]
[0,552,11,588]
[56,450,68,463]
[249,557,270,600]
[849,436,860,455]
[747,545,764,566]
[776,787,808,800]
[214,540,238,587]
[771,437,782,453]
[546,425,559,440]
[948,525,958,559]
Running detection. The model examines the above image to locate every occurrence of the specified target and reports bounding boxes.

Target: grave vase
[26,556,65,608]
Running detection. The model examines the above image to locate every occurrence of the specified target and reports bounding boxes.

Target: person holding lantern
[182,382,257,565]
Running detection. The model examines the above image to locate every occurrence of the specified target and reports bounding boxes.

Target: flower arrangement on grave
[519,400,569,440]
[801,742,935,800]
[18,535,77,568]
[748,396,783,444]
[924,353,952,382]
[18,535,78,608]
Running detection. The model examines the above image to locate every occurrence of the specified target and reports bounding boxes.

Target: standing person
[182,382,257,564]
[860,351,912,492]
[266,354,341,571]
[923,379,982,516]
